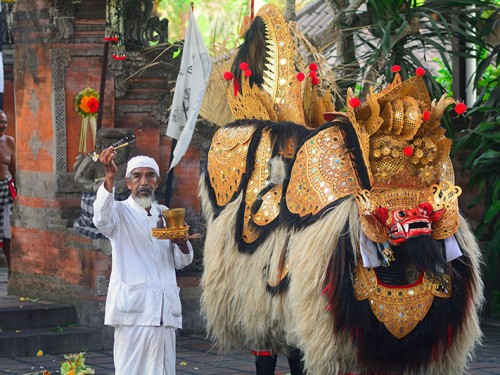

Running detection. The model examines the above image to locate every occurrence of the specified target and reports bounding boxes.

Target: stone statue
[73,128,136,239]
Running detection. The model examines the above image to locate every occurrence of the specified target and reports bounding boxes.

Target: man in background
[0,109,15,277]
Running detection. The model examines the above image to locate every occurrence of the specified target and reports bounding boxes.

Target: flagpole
[96,40,109,131]
[164,138,177,206]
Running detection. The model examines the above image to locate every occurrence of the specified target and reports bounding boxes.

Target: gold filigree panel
[286,126,361,217]
[353,263,452,339]
[208,126,258,207]
[242,129,276,244]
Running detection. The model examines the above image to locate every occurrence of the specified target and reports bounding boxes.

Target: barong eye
[395,210,407,221]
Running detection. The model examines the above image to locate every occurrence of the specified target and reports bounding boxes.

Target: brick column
[8,1,113,338]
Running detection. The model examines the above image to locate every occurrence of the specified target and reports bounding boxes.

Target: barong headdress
[204,4,464,249]
[126,155,160,177]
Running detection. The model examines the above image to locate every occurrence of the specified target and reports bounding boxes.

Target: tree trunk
[284,0,296,21]
[323,0,363,104]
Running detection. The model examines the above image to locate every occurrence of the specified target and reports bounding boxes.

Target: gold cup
[162,208,185,229]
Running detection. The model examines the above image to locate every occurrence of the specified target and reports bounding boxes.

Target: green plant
[334,0,498,100]
[454,46,500,279]
[432,57,453,95]
[60,353,95,375]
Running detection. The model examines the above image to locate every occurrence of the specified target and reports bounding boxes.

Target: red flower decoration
[296,72,305,81]
[87,97,99,113]
[403,146,414,156]
[416,67,425,77]
[349,97,361,108]
[391,65,401,73]
[309,63,318,71]
[309,71,317,78]
[311,77,320,85]
[223,71,233,81]
[244,69,252,77]
[455,102,467,115]
[239,62,249,71]
[422,110,430,121]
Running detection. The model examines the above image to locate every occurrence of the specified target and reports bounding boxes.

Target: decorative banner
[74,87,99,154]
[105,0,126,61]
[166,6,211,170]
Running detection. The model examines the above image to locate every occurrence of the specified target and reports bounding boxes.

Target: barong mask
[345,73,463,246]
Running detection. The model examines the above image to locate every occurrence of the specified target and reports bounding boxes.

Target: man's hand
[99,146,117,193]
[172,238,190,254]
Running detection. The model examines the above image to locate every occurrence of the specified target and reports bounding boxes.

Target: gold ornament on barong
[286,126,361,217]
[225,4,333,128]
[353,261,452,339]
[241,128,278,244]
[207,126,258,207]
[338,72,463,242]
[228,4,305,125]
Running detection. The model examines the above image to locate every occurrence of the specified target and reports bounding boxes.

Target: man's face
[0,113,8,136]
[126,167,160,199]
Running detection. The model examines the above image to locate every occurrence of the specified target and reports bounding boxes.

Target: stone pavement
[1,265,500,375]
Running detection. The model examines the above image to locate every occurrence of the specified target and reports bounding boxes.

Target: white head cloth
[126,155,160,177]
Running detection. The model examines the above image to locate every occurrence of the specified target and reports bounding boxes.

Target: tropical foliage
[454,46,499,280]
[317,0,499,101]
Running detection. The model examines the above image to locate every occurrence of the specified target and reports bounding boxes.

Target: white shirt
[93,184,193,328]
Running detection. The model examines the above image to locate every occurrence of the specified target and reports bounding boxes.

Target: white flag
[166,6,211,170]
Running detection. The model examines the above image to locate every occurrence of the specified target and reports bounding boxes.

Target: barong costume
[199,5,483,375]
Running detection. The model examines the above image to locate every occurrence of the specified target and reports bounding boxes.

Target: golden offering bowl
[162,208,185,229]
[152,226,189,240]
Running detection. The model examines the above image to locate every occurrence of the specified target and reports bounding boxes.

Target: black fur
[231,16,267,92]
[323,233,475,374]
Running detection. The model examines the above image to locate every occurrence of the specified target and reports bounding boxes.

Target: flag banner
[166,6,211,170]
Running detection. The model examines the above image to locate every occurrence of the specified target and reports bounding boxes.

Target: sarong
[0,179,14,239]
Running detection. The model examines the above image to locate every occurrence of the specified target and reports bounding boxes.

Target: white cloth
[93,184,193,328]
[444,235,463,262]
[359,230,381,268]
[126,155,160,177]
[114,325,176,375]
[166,6,211,170]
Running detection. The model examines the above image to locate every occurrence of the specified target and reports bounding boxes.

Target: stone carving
[123,0,168,51]
[73,128,136,239]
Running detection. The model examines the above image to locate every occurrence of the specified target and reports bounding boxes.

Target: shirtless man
[0,110,16,277]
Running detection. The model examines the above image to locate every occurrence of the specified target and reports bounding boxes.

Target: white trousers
[113,325,176,375]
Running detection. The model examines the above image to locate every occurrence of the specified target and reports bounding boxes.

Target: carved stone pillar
[9,1,114,343]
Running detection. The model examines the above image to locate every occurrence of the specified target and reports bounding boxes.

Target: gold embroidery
[353,263,452,339]
[208,126,258,207]
[242,129,276,244]
[286,126,360,217]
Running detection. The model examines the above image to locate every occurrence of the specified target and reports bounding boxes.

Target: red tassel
[455,102,467,115]
[349,97,361,108]
[233,79,239,97]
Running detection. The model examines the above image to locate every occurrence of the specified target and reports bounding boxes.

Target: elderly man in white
[93,147,193,375]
